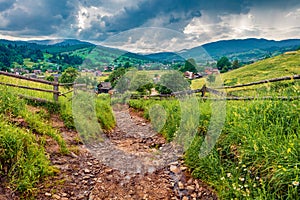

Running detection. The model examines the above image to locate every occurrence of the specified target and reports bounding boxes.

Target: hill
[222,50,300,84]
[191,50,300,90]
[178,38,300,63]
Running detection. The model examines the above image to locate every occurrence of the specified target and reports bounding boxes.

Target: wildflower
[292,181,299,186]
[227,173,232,178]
[255,176,260,180]
[221,177,225,181]
[287,148,291,153]
[278,165,282,168]
[282,168,287,172]
[239,177,245,182]
[246,188,250,194]
[243,168,247,171]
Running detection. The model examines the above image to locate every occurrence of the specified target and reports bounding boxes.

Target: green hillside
[192,50,300,90]
[222,50,300,85]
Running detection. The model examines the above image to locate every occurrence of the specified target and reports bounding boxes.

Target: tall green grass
[129,97,300,199]
[0,88,57,195]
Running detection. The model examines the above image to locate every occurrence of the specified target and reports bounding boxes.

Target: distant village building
[25,73,37,79]
[184,71,195,79]
[94,70,102,77]
[33,70,42,75]
[97,82,112,93]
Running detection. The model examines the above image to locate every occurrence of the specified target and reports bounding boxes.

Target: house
[184,71,195,79]
[94,70,102,77]
[97,82,112,93]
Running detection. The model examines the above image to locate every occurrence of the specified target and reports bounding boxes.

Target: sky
[0,0,300,53]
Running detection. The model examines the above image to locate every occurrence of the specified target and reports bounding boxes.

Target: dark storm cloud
[0,0,78,36]
[101,0,249,33]
[0,0,16,12]
[1,0,300,41]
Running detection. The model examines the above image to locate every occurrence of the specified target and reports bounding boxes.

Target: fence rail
[0,71,74,102]
[216,74,300,89]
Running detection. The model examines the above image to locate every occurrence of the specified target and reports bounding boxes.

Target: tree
[232,59,240,69]
[180,58,197,73]
[108,67,127,87]
[59,67,79,87]
[130,73,153,94]
[155,84,172,94]
[130,73,153,92]
[123,62,131,69]
[159,71,190,93]
[217,56,231,71]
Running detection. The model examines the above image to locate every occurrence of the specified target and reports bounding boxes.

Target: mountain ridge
[1,38,300,65]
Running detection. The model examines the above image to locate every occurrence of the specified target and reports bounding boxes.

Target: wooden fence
[1,71,299,102]
[128,74,300,101]
[0,71,73,102]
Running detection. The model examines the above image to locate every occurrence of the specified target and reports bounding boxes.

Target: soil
[0,104,218,200]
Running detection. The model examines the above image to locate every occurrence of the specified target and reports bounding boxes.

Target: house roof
[99,82,112,89]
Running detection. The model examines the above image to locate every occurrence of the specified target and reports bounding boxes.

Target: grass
[0,87,57,196]
[129,85,300,199]
[192,50,300,91]
[0,78,115,196]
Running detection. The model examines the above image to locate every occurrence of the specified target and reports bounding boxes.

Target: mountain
[2,37,300,71]
[144,52,185,62]
[29,39,94,46]
[178,38,300,63]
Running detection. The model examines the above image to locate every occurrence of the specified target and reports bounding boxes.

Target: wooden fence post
[53,76,59,102]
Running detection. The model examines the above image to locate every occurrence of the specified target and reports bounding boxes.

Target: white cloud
[76,5,112,32]
[182,6,300,46]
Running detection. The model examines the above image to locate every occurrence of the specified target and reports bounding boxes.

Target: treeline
[0,43,84,72]
[47,53,83,66]
[0,44,44,70]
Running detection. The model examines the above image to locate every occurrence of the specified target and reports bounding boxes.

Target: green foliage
[95,94,115,131]
[59,67,79,86]
[159,71,190,92]
[185,100,300,199]
[180,58,197,73]
[108,67,127,88]
[217,56,232,72]
[0,87,68,153]
[45,75,54,81]
[130,72,153,94]
[0,88,57,195]
[0,120,54,194]
[129,93,300,199]
[232,59,240,69]
[155,84,172,94]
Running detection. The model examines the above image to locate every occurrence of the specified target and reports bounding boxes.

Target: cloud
[0,0,300,52]
[0,0,77,36]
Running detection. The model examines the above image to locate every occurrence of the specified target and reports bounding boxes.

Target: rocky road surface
[1,105,217,200]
